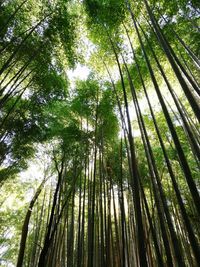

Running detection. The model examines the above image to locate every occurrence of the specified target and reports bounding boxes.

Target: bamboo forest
[0,0,200,266]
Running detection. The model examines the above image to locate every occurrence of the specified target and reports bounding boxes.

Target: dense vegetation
[0,0,199,266]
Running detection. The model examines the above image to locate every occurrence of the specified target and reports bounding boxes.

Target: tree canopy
[0,0,199,266]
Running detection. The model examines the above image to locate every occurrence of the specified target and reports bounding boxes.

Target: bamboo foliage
[0,0,199,266]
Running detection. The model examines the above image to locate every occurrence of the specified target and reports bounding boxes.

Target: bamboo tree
[141,0,200,122]
[124,18,200,264]
[17,176,47,267]
[108,32,148,267]
[128,8,200,218]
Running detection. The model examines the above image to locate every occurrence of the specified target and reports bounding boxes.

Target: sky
[67,63,90,82]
